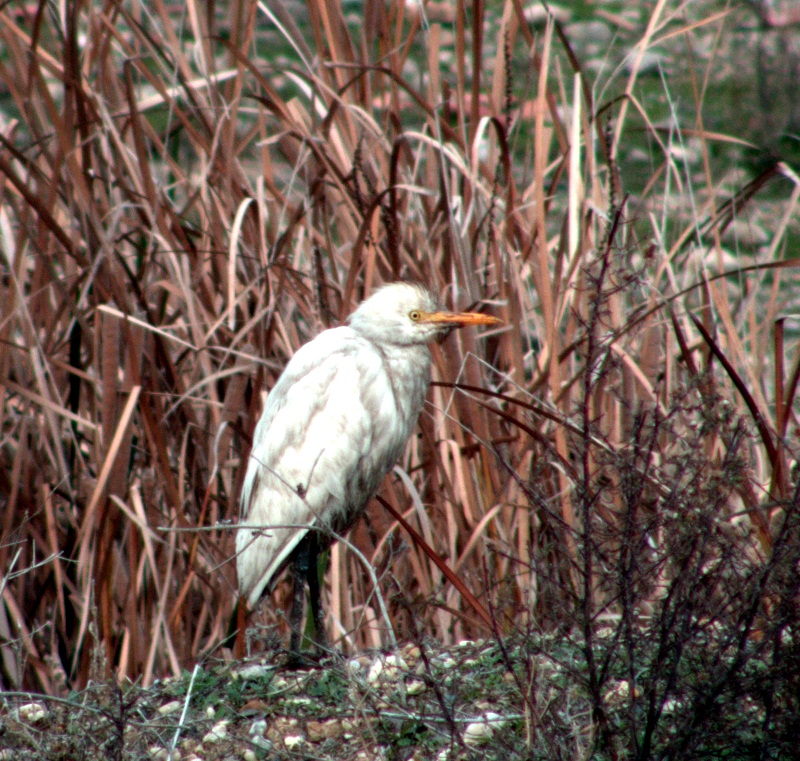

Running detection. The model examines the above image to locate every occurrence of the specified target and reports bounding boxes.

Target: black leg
[306,534,329,651]
[288,537,309,654]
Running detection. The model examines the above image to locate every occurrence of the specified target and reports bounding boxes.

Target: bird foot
[283,647,337,670]
[283,650,317,670]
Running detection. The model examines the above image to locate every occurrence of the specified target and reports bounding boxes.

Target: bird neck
[372,340,432,423]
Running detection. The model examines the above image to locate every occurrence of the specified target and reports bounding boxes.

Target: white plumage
[236,282,499,651]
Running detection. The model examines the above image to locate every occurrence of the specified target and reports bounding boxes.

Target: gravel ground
[0,636,586,760]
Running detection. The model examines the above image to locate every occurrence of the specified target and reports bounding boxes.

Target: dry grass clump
[0,4,798,747]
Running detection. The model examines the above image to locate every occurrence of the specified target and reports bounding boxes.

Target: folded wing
[236,327,410,607]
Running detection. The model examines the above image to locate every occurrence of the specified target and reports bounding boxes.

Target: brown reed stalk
[0,0,797,703]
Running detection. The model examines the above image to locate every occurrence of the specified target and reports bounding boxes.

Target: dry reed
[0,0,798,699]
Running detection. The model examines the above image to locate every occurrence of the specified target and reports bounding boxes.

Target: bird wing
[236,327,406,608]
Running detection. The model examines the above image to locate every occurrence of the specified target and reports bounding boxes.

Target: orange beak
[418,310,502,327]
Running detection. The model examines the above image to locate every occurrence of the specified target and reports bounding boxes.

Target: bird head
[347,282,501,346]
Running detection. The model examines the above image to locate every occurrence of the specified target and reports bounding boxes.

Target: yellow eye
[409,310,421,321]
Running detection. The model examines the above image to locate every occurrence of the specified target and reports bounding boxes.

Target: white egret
[236,282,500,652]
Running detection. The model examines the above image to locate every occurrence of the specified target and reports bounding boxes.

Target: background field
[1,0,799,757]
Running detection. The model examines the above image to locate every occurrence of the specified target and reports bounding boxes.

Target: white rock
[201,719,229,744]
[406,679,426,696]
[149,749,180,761]
[603,680,639,706]
[252,736,272,751]
[249,719,267,737]
[233,663,273,681]
[367,653,408,684]
[347,655,370,677]
[18,703,47,722]
[463,712,506,746]
[284,696,313,706]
